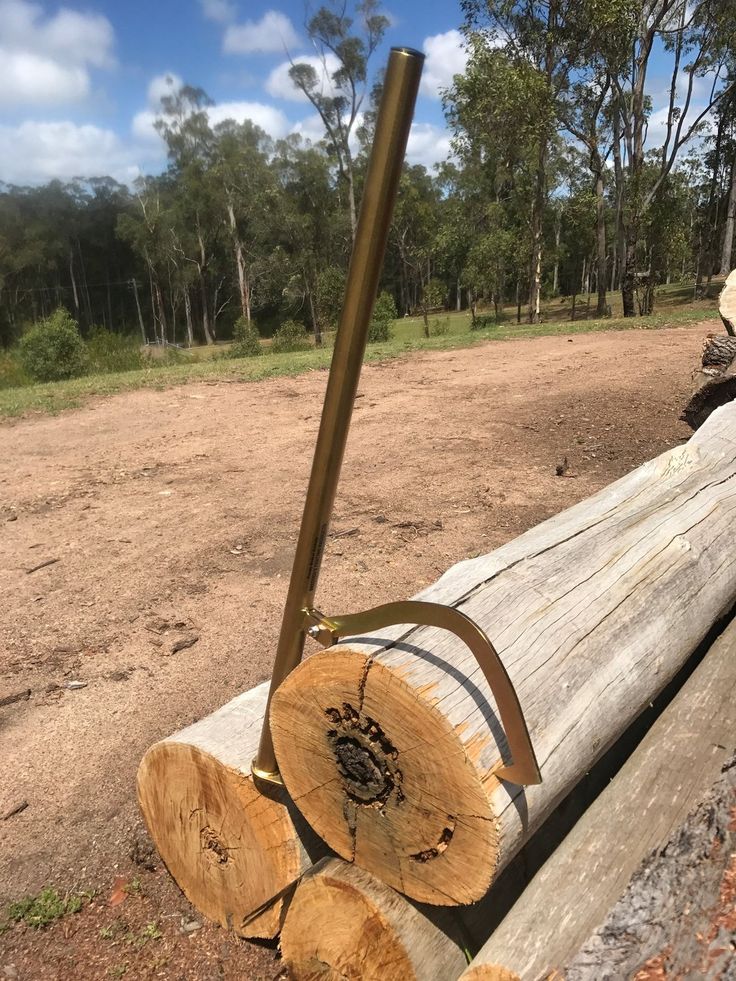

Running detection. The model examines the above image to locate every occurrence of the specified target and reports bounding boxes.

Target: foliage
[368,291,396,342]
[316,266,346,332]
[4,888,89,929]
[0,350,30,390]
[271,319,311,354]
[19,308,88,382]
[86,327,144,374]
[228,317,262,358]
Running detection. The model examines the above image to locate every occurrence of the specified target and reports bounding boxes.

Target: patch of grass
[3,887,91,929]
[0,303,718,421]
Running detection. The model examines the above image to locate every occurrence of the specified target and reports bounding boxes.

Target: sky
[0,0,470,185]
[0,0,715,188]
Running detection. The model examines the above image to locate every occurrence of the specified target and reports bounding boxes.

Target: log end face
[271,650,498,905]
[136,741,302,939]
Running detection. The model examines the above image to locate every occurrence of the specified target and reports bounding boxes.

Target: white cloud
[266,53,341,102]
[0,120,143,185]
[208,100,290,137]
[224,11,300,54]
[421,29,468,99]
[0,0,115,106]
[199,0,236,24]
[405,122,453,169]
[147,72,184,107]
[290,113,329,145]
[132,96,291,148]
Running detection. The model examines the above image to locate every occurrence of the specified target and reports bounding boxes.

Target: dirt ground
[0,324,712,979]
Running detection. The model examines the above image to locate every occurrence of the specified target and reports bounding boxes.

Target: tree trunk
[621,227,637,317]
[270,403,736,905]
[137,682,327,940]
[184,290,194,347]
[719,157,736,278]
[69,251,80,318]
[595,170,607,315]
[131,279,146,344]
[227,199,251,323]
[280,858,469,981]
[460,616,736,980]
[199,272,213,345]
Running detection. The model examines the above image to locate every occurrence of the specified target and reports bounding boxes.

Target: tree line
[0,0,735,351]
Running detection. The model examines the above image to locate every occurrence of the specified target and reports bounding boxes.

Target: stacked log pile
[138,398,736,978]
[682,268,736,428]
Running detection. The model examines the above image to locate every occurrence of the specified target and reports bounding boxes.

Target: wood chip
[26,557,60,575]
[171,634,199,654]
[0,689,31,709]
[65,680,88,690]
[2,800,28,820]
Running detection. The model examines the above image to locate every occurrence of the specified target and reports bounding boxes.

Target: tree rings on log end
[280,858,469,981]
[137,741,303,938]
[271,649,499,905]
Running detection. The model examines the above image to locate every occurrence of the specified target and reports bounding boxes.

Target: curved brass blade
[304,600,542,786]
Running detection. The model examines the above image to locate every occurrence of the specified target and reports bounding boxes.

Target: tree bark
[137,682,327,939]
[271,403,736,905]
[595,169,607,315]
[719,157,736,278]
[562,756,736,981]
[460,616,736,980]
[280,858,469,981]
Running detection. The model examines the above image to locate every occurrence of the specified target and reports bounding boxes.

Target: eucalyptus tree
[288,0,388,239]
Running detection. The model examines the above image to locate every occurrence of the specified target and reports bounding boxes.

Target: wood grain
[271,402,736,904]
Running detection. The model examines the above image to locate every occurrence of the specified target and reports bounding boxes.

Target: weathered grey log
[271,401,736,905]
[682,268,736,428]
[563,756,736,980]
[460,614,736,979]
[137,682,327,939]
[719,267,736,335]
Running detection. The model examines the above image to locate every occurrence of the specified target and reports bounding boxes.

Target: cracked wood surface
[461,614,736,979]
[280,857,470,981]
[271,402,736,904]
[136,681,327,939]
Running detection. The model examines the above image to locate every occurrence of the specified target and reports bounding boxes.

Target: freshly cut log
[460,613,736,979]
[271,402,736,905]
[280,857,470,981]
[137,682,326,939]
[563,755,736,980]
[719,267,736,335]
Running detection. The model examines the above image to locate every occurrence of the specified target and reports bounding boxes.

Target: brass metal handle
[303,601,541,786]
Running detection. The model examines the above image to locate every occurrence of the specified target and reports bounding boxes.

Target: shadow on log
[682,268,736,428]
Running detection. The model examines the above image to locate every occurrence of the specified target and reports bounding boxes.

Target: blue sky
[0,0,469,184]
[0,0,714,186]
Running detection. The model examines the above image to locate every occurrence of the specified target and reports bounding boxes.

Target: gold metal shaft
[253,47,425,780]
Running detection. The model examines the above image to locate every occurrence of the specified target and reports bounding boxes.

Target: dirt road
[0,325,707,977]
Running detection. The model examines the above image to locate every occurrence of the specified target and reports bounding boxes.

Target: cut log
[563,756,736,980]
[681,268,736,428]
[719,267,736,336]
[137,682,326,939]
[460,613,736,979]
[280,857,470,981]
[270,402,736,905]
[278,612,736,980]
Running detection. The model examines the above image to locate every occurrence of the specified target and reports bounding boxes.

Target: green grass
[0,301,719,421]
[2,887,91,930]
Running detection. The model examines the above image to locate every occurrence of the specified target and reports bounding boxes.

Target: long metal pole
[254,47,424,781]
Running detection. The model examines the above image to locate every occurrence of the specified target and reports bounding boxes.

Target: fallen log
[270,402,736,905]
[682,268,736,428]
[137,682,326,939]
[719,267,736,335]
[279,857,471,981]
[563,755,736,980]
[460,612,736,979]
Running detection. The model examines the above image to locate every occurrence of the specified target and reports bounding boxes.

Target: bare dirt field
[0,324,711,978]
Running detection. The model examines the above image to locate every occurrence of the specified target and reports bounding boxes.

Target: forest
[0,0,734,352]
